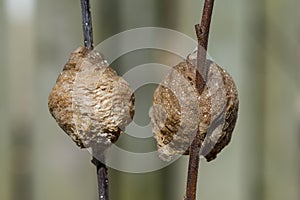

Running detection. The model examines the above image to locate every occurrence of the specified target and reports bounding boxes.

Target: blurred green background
[0,0,299,200]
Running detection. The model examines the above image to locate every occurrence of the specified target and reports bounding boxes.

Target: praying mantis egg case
[150,58,238,162]
[48,47,135,149]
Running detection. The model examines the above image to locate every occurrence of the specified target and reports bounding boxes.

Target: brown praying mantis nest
[48,47,135,149]
[150,53,239,162]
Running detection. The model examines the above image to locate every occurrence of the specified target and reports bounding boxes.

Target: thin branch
[184,133,202,200]
[197,0,215,52]
[184,1,215,200]
[80,0,94,49]
[91,154,109,200]
[80,1,109,199]
[195,0,215,89]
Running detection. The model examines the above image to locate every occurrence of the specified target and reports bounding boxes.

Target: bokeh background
[0,0,299,200]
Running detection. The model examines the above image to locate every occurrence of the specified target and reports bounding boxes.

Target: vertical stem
[80,1,108,199]
[92,154,109,200]
[198,0,215,52]
[195,0,215,89]
[184,133,202,200]
[184,1,215,200]
[80,0,94,49]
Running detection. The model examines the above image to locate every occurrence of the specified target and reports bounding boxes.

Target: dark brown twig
[90,147,109,200]
[92,154,109,200]
[80,0,94,49]
[184,0,215,200]
[80,1,109,199]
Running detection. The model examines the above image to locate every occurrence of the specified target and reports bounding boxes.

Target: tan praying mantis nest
[48,47,135,149]
[150,54,238,162]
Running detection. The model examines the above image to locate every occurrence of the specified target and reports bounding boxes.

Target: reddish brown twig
[184,1,215,200]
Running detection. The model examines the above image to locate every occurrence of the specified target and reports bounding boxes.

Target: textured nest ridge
[48,47,135,149]
[151,58,238,162]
